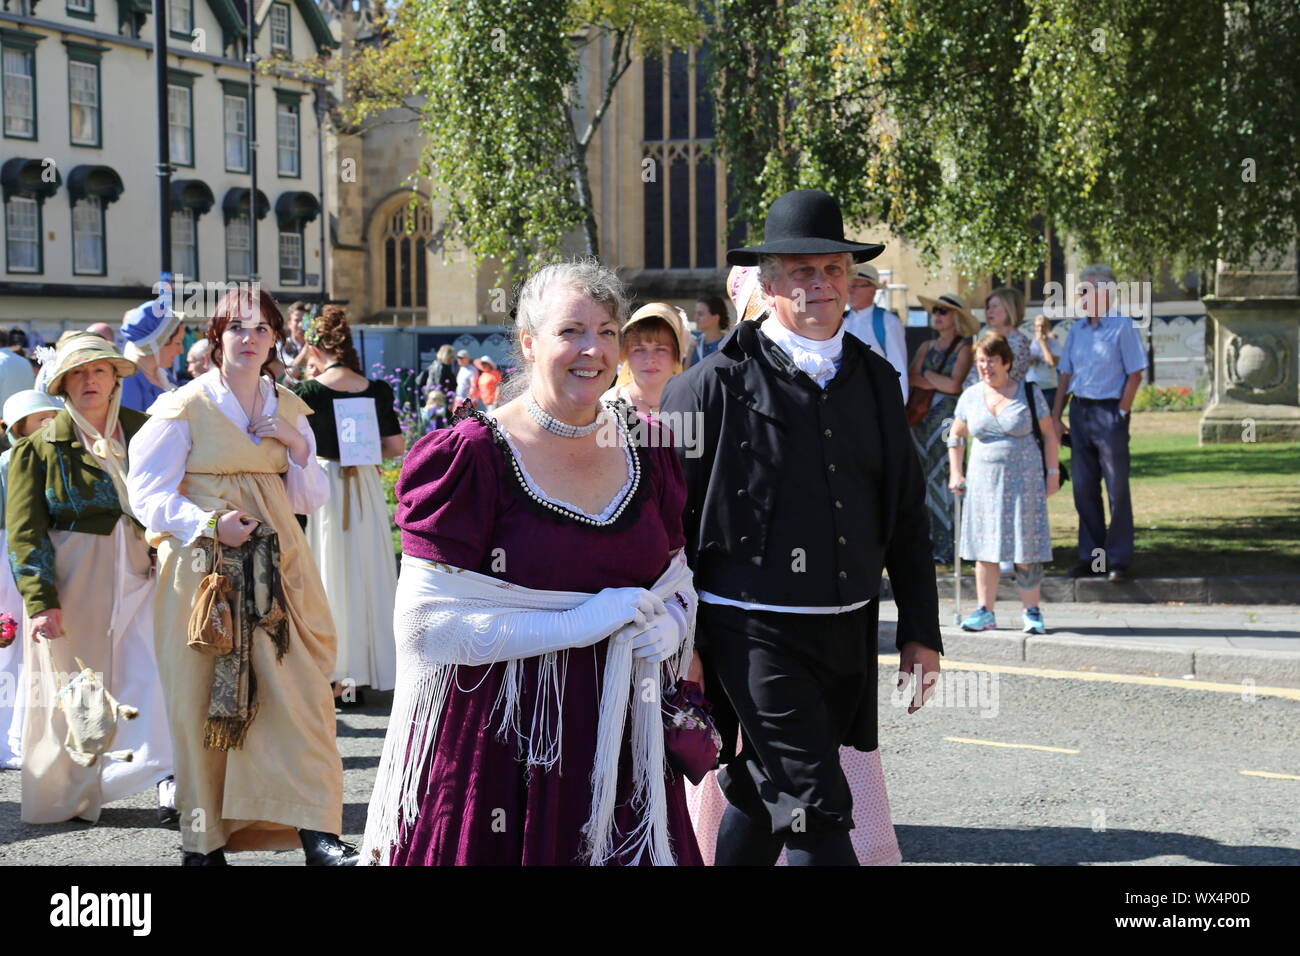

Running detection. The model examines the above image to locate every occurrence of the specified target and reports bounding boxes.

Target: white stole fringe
[362,552,697,866]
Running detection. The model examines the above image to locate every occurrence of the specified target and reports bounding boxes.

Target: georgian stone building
[1,0,334,330]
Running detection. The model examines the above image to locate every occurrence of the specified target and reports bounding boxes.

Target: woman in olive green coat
[7,332,173,824]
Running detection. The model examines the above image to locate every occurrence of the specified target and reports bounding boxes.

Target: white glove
[619,597,689,663]
[459,586,665,665]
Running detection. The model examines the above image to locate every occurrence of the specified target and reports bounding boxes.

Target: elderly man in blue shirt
[1050,264,1148,581]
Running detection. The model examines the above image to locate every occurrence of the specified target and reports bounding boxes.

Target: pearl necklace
[492,403,640,528]
[526,393,606,438]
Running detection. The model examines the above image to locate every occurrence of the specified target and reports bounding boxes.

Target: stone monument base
[1199,400,1300,444]
[1198,295,1299,444]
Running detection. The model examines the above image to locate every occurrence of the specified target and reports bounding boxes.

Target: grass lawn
[384,411,1300,576]
[1045,411,1300,575]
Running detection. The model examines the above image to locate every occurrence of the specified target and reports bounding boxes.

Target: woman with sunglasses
[907,295,977,565]
[962,286,1032,389]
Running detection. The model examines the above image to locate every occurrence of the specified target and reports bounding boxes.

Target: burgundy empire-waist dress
[390,410,703,866]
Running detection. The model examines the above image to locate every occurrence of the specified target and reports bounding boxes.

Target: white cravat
[759,316,845,389]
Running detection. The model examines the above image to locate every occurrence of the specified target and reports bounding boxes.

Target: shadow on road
[896,824,1300,865]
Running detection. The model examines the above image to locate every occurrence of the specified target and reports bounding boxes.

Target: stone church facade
[321,5,976,328]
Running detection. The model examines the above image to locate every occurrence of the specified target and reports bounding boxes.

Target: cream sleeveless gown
[149,385,343,854]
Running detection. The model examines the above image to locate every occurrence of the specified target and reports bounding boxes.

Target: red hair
[205,288,286,378]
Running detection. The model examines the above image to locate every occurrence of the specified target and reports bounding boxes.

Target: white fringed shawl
[362,550,697,866]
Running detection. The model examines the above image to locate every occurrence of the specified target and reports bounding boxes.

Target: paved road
[3,644,1295,865]
[877,655,1299,865]
[0,701,387,866]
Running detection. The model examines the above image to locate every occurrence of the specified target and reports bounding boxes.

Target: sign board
[334,397,382,466]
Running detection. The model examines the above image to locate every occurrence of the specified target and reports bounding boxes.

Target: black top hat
[726,189,885,266]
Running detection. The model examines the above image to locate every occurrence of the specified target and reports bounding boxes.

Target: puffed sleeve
[281,412,329,513]
[373,380,403,438]
[6,438,58,616]
[646,421,686,553]
[127,413,212,546]
[394,418,498,569]
[274,385,329,513]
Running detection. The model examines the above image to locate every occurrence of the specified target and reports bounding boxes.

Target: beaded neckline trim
[474,401,644,529]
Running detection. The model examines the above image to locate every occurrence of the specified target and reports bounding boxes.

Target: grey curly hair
[499,259,629,404]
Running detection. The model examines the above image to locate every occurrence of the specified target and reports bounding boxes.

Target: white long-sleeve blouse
[126,368,329,545]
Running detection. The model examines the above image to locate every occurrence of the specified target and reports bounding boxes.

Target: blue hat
[120,298,182,354]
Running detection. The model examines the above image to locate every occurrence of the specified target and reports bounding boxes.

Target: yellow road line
[943,736,1079,754]
[879,654,1300,701]
[1240,770,1300,781]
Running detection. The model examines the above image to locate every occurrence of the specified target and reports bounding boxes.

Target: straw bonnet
[623,303,692,365]
[43,332,136,397]
[613,303,691,387]
[918,293,980,338]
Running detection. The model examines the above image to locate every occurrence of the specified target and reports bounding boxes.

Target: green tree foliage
[709,0,1300,280]
[329,0,702,274]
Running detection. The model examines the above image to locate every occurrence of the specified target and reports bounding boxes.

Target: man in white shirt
[842,263,909,402]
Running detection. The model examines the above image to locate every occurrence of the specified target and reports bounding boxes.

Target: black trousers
[700,600,874,837]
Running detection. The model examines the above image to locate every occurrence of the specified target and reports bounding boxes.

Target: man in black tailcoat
[661,189,943,865]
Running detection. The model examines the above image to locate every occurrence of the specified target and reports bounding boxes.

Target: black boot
[181,847,227,866]
[298,829,359,866]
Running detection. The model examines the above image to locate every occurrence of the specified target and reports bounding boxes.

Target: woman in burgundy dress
[363,261,703,866]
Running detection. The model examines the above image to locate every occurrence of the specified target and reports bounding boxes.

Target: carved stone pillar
[1199,246,1300,443]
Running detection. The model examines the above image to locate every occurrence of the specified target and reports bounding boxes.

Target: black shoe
[181,848,227,866]
[1107,565,1130,581]
[298,828,359,866]
[1066,562,1099,579]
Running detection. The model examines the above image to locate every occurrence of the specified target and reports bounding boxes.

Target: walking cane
[952,480,965,626]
